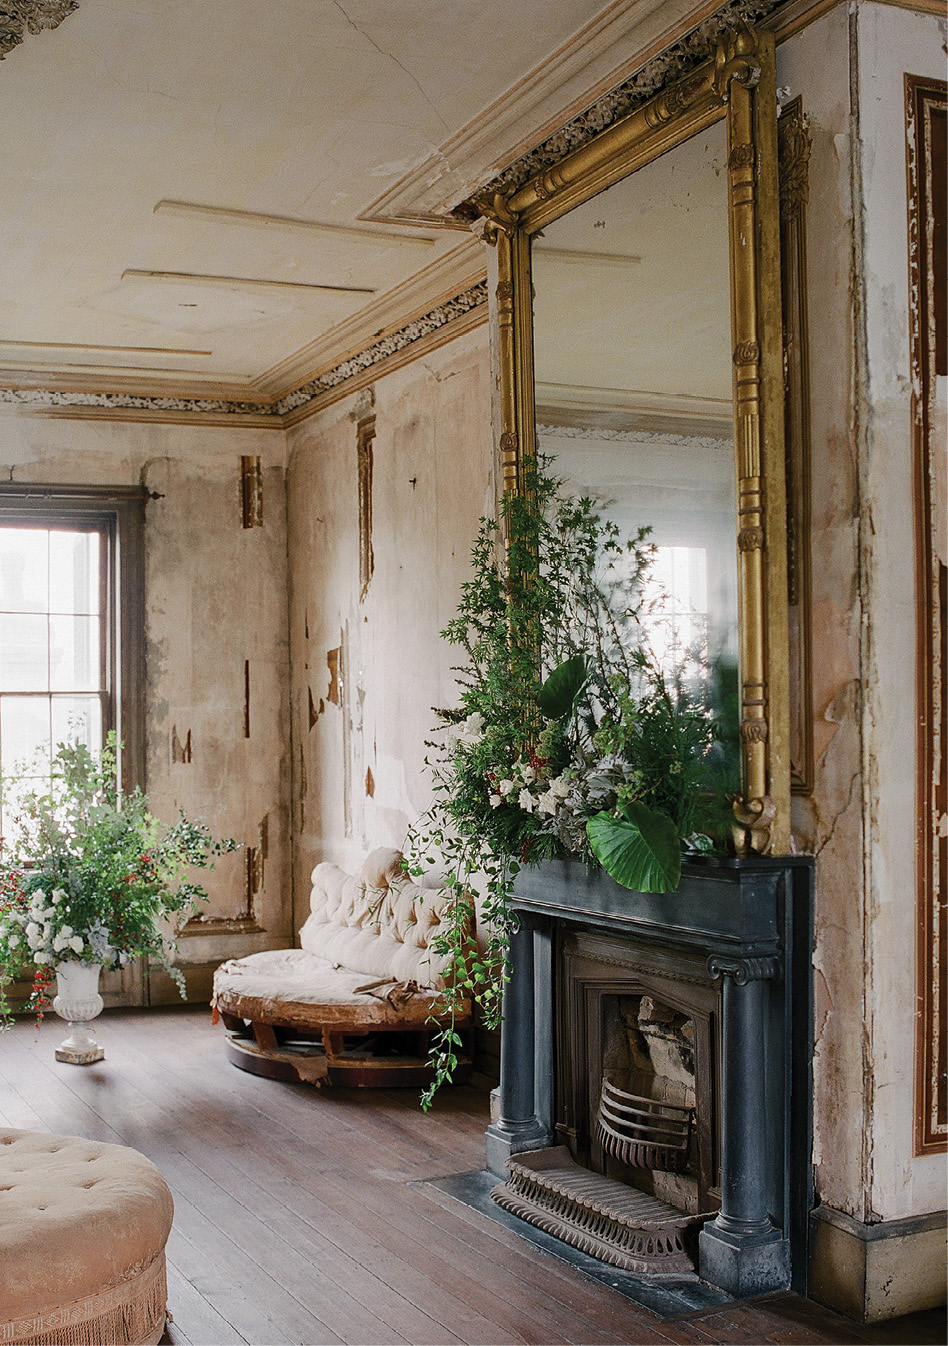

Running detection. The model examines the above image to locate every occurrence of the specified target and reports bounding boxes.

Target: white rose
[518,788,535,814]
[519,763,535,784]
[69,935,85,955]
[489,794,502,809]
[60,925,73,940]
[34,951,50,965]
[25,921,41,943]
[537,790,558,817]
[8,934,19,949]
[51,889,66,904]
[551,775,571,799]
[53,934,68,953]
[498,779,515,796]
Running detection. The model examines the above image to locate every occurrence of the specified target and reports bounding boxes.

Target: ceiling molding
[153,200,436,251]
[251,236,487,395]
[121,269,376,296]
[535,382,733,438]
[0,277,489,427]
[361,0,779,228]
[0,339,212,357]
[0,1,77,61]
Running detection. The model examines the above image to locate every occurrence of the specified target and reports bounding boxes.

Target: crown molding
[250,237,486,396]
[0,1,77,60]
[361,0,773,227]
[0,276,489,427]
[535,382,733,438]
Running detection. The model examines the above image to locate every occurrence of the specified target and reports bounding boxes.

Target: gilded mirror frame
[477,25,790,856]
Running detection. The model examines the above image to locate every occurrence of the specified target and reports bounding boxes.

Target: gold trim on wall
[478,24,791,856]
[779,98,815,797]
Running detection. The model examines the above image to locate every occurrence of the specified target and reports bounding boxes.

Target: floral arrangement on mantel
[0,736,236,1026]
[406,458,738,1100]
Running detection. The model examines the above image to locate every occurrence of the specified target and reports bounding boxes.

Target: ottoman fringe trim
[0,1250,167,1346]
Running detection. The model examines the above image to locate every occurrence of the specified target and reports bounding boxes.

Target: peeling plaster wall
[0,408,292,975]
[286,325,493,930]
[779,0,868,1225]
[781,0,947,1226]
[854,0,947,1221]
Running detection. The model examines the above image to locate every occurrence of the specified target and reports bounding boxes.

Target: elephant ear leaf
[537,655,589,720]
[586,801,682,894]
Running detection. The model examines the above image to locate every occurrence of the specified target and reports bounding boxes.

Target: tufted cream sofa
[212,848,473,1087]
[0,1129,173,1346]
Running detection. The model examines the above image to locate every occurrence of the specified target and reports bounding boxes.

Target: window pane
[0,613,49,691]
[1,775,49,834]
[51,695,102,757]
[0,529,48,614]
[49,530,100,615]
[0,695,50,775]
[49,615,100,692]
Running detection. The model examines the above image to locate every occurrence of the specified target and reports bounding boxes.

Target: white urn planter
[52,960,105,1065]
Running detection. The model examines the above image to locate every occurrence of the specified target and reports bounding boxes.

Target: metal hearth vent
[490,1146,703,1279]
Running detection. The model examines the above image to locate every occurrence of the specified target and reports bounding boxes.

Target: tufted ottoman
[0,1129,173,1346]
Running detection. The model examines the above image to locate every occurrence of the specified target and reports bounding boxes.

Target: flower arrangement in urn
[406,458,739,1100]
[0,735,236,1060]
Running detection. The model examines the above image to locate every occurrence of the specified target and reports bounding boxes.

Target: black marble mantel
[485,855,814,1298]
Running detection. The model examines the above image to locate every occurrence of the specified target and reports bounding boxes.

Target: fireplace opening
[596,994,701,1215]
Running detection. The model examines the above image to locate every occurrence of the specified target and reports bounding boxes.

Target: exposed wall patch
[240,455,263,527]
[358,416,376,599]
[365,766,375,798]
[171,725,192,763]
[326,647,342,705]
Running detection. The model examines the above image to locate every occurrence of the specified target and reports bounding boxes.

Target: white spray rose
[499,779,515,797]
[537,790,558,817]
[489,794,502,809]
[518,788,535,814]
[69,935,85,955]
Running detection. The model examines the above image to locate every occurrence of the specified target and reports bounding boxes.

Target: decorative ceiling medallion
[453,0,783,220]
[0,1,78,60]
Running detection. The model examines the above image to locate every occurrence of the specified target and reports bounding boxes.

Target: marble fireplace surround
[486,855,814,1298]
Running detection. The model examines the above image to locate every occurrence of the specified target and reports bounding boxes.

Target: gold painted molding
[478,25,791,856]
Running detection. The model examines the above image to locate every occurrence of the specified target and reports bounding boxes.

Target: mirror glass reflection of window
[0,524,105,824]
[532,119,738,724]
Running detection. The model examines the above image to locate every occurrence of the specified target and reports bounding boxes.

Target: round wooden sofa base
[221,1016,473,1090]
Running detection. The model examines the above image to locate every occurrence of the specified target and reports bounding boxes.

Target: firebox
[486,855,813,1298]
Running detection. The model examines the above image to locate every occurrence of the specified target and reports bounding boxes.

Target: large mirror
[481,26,791,853]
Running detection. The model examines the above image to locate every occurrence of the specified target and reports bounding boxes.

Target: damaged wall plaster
[0,408,292,973]
[781,0,947,1228]
[286,324,493,927]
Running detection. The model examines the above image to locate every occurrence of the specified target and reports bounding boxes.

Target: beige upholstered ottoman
[0,1129,174,1346]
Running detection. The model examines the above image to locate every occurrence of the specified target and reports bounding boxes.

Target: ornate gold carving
[740,717,769,743]
[733,340,760,365]
[738,525,764,551]
[499,430,518,454]
[730,795,776,855]
[779,97,814,797]
[729,143,756,170]
[0,0,77,59]
[495,279,513,302]
[713,21,761,97]
[778,104,811,222]
[475,189,518,243]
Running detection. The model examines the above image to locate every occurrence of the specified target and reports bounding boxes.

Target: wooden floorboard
[1,1006,944,1346]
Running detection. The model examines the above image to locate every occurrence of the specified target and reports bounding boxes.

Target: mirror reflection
[532,120,739,763]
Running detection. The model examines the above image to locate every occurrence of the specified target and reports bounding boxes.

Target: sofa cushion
[212,948,468,1030]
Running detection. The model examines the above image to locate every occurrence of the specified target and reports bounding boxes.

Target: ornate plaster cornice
[0,1,78,60]
[537,422,731,450]
[0,281,489,424]
[452,0,783,219]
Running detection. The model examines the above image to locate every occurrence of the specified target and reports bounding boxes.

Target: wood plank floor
[0,1006,943,1346]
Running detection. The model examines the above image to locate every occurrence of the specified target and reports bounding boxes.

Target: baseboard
[809,1203,947,1322]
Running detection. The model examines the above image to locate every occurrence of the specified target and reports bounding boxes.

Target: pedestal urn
[52,960,105,1065]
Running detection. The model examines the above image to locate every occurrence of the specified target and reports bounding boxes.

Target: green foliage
[0,735,237,1026]
[586,801,682,894]
[406,456,735,1102]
